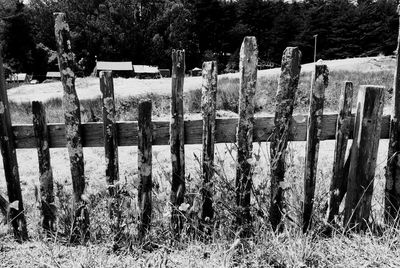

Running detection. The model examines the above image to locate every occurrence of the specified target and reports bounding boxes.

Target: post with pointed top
[54,12,89,243]
[385,4,400,224]
[0,52,28,241]
[170,49,185,235]
[269,47,302,231]
[302,64,328,233]
[235,36,258,236]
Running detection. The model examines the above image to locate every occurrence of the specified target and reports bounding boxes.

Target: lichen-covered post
[235,36,258,236]
[200,61,217,233]
[32,101,56,233]
[269,47,301,231]
[385,4,400,224]
[138,100,152,240]
[327,82,353,223]
[302,64,328,233]
[0,52,28,241]
[344,86,384,232]
[170,49,185,235]
[54,12,89,243]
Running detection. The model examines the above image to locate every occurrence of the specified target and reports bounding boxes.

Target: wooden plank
[32,101,56,233]
[269,47,302,231]
[138,100,152,240]
[170,49,185,235]
[200,61,217,232]
[54,12,89,243]
[344,86,385,232]
[236,36,258,236]
[327,82,353,223]
[0,52,28,241]
[303,64,329,233]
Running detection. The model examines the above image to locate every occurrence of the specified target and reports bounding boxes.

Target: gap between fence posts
[0,53,28,241]
[303,64,329,233]
[344,85,385,232]
[54,12,89,243]
[235,36,258,236]
[269,47,301,231]
[32,101,56,233]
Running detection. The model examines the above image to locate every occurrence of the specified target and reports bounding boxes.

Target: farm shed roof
[8,73,28,81]
[46,72,61,78]
[133,65,159,74]
[97,61,133,71]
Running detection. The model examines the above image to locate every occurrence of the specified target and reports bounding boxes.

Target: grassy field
[1,57,400,267]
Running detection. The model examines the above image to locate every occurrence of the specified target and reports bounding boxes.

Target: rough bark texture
[0,194,8,220]
[32,101,56,233]
[0,52,28,241]
[344,86,385,231]
[138,100,152,240]
[385,4,400,224]
[235,36,258,236]
[200,61,217,234]
[170,49,185,235]
[327,82,354,223]
[269,47,301,231]
[303,64,329,233]
[54,12,89,243]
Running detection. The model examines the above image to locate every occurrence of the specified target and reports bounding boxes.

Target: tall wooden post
[54,12,89,243]
[385,4,400,224]
[200,61,217,233]
[327,82,353,223]
[269,47,301,231]
[344,86,384,231]
[32,101,56,233]
[302,64,328,233]
[170,49,185,235]
[236,36,258,236]
[0,52,28,241]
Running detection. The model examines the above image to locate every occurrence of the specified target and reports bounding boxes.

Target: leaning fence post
[200,61,217,233]
[170,49,185,235]
[32,101,56,233]
[344,86,385,231]
[54,12,89,243]
[269,47,301,231]
[327,82,353,223]
[0,52,28,241]
[236,36,258,236]
[302,64,329,233]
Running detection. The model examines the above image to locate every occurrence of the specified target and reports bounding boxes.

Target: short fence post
[327,81,353,223]
[200,61,217,234]
[138,100,153,240]
[303,64,329,233]
[0,53,28,241]
[54,12,89,243]
[344,85,385,231]
[269,47,301,231]
[236,36,258,236]
[32,101,56,233]
[170,49,185,235]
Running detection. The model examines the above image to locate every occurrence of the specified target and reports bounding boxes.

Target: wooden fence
[1,12,400,242]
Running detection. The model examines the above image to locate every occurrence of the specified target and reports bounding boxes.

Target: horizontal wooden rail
[12,114,391,148]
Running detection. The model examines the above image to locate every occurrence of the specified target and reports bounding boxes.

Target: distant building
[6,73,31,84]
[190,67,202,76]
[133,65,161,79]
[46,71,61,80]
[159,69,170,78]
[95,61,134,78]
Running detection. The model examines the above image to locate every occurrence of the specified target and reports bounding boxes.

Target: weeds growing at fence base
[0,68,399,267]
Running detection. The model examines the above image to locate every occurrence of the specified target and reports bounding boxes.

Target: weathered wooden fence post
[170,49,185,235]
[54,12,89,243]
[327,82,353,223]
[200,61,217,234]
[344,86,385,231]
[236,36,258,236]
[32,101,56,233]
[302,64,329,233]
[138,100,153,240]
[0,53,28,241]
[385,4,400,224]
[269,47,301,231]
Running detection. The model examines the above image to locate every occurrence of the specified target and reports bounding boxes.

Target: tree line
[0,0,398,80]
